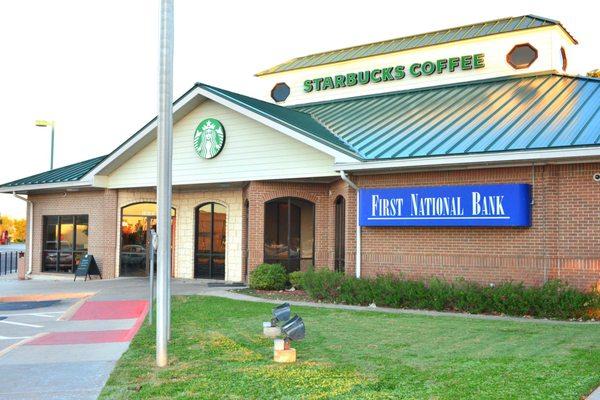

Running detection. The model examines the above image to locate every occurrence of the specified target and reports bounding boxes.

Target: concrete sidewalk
[0,277,213,400]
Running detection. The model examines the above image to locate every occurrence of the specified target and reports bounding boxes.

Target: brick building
[2,15,599,290]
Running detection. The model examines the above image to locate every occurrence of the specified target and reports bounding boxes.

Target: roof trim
[0,155,106,190]
[197,84,360,160]
[335,146,600,172]
[256,15,577,76]
[0,179,93,194]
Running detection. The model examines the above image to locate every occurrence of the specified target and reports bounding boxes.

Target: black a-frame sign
[74,254,102,281]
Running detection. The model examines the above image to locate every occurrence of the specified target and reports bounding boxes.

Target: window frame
[194,202,227,279]
[42,214,89,273]
[263,197,315,273]
[506,43,538,70]
[334,196,346,273]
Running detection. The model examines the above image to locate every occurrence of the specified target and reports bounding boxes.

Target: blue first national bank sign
[359,184,532,227]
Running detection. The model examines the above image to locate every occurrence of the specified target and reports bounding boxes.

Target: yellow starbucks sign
[193,118,225,159]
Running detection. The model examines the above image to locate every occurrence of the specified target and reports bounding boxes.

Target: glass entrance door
[120,203,174,277]
[120,216,152,276]
[195,203,227,279]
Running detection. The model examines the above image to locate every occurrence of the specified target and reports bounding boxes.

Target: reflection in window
[195,203,227,279]
[334,196,346,273]
[120,203,175,277]
[264,197,314,273]
[42,215,88,273]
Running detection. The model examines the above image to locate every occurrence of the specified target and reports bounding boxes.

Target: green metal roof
[198,82,358,157]
[0,155,106,188]
[5,73,599,190]
[257,15,576,76]
[294,74,600,160]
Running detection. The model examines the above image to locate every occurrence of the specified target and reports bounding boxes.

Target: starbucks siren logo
[193,118,225,159]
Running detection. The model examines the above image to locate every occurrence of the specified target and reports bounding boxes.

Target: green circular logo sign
[193,118,225,159]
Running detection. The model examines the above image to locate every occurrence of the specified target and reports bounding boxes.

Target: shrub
[249,263,287,290]
[288,271,304,290]
[302,268,345,301]
[525,280,597,319]
[340,277,373,305]
[297,269,599,320]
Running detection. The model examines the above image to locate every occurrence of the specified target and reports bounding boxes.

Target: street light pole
[50,124,55,170]
[35,120,55,170]
[156,0,174,368]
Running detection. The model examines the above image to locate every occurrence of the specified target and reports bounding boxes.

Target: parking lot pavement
[0,299,77,354]
[0,294,148,399]
[0,277,225,399]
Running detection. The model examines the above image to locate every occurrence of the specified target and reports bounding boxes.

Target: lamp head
[35,120,53,127]
[271,302,291,326]
[281,314,305,342]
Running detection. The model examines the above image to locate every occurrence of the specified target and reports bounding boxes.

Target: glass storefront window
[42,215,89,273]
[264,197,314,272]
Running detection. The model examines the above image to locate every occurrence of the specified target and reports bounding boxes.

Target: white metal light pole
[156,0,174,368]
[35,120,55,170]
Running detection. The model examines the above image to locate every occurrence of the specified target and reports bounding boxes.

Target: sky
[0,0,597,218]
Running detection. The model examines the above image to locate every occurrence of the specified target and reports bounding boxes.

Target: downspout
[340,171,361,279]
[12,192,33,275]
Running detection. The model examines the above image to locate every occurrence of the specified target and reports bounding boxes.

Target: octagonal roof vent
[507,43,538,69]
[271,82,290,103]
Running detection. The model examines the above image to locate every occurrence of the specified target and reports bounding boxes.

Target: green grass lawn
[100,296,600,400]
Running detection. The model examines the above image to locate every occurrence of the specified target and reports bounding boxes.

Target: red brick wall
[244,181,330,272]
[28,189,118,278]
[244,163,599,291]
[351,163,600,291]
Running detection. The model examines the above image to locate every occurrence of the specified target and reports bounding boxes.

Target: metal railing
[0,251,20,275]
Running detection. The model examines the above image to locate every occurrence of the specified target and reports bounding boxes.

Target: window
[334,196,345,273]
[264,197,314,273]
[560,47,568,71]
[506,43,538,69]
[271,82,290,102]
[195,203,227,279]
[120,202,175,277]
[42,215,88,273]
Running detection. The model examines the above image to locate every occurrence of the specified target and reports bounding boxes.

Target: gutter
[12,192,33,276]
[340,171,361,279]
[334,147,600,173]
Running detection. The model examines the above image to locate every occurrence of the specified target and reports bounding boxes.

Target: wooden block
[273,338,285,350]
[263,326,281,338]
[274,348,296,363]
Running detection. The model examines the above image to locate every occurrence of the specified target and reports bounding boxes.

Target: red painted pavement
[28,330,131,345]
[70,300,148,320]
[26,300,149,346]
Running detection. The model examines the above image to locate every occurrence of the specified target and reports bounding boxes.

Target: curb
[0,292,95,303]
[215,290,600,325]
[58,295,93,321]
[0,332,48,360]
[588,385,600,400]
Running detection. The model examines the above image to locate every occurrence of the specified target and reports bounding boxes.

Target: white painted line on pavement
[0,335,32,340]
[0,320,43,328]
[29,313,61,318]
[0,311,64,317]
